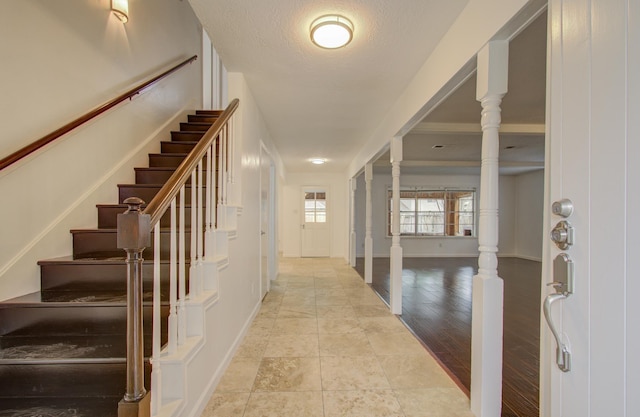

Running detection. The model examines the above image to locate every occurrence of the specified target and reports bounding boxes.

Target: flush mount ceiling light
[310,15,354,49]
[310,158,326,165]
[111,0,129,23]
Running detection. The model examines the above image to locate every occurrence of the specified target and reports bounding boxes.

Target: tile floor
[200,257,474,417]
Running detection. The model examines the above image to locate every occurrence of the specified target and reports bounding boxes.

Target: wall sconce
[111,0,129,23]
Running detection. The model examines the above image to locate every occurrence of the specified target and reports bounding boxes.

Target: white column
[350,178,357,267]
[389,136,403,315]
[471,40,508,417]
[364,163,373,284]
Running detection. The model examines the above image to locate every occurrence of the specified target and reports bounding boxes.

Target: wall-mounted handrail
[0,55,198,172]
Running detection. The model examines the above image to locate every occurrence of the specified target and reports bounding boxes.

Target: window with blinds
[387,189,475,237]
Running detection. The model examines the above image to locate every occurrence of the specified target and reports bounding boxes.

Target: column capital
[390,136,403,164]
[365,163,373,182]
[476,40,509,101]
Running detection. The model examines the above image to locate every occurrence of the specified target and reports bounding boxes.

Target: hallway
[200,258,473,417]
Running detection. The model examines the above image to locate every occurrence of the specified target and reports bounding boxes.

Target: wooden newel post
[117,197,151,417]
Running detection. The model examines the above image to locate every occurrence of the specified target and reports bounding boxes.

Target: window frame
[387,188,476,238]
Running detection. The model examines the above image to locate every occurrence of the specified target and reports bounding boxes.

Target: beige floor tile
[287,280,316,289]
[281,293,316,306]
[319,331,375,357]
[243,391,324,417]
[359,316,407,333]
[236,334,269,358]
[379,355,457,389]
[278,304,317,318]
[256,303,279,319]
[367,332,428,356]
[317,318,362,334]
[215,357,261,392]
[323,390,404,417]
[316,304,356,318]
[204,258,476,417]
[200,392,249,417]
[272,317,318,334]
[285,287,317,296]
[246,317,275,337]
[263,334,319,357]
[352,304,393,317]
[395,388,474,417]
[253,357,322,392]
[320,356,390,390]
[315,294,350,306]
[314,278,342,288]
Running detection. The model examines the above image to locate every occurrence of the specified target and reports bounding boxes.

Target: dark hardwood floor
[355,257,541,417]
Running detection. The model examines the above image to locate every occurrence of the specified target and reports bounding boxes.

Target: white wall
[353,171,545,258]
[281,172,348,260]
[0,0,203,300]
[514,169,544,260]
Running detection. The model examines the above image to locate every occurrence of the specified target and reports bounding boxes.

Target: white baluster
[178,186,186,346]
[212,141,217,228]
[206,146,212,235]
[151,222,161,414]
[168,200,177,354]
[189,171,199,297]
[221,126,227,206]
[197,160,204,294]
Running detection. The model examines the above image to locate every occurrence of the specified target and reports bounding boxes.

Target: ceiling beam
[375,159,544,169]
[410,122,545,135]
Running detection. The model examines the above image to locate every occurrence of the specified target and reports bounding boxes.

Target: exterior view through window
[305,191,327,223]
[388,189,475,237]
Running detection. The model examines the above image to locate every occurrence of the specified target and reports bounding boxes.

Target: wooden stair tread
[0,397,120,416]
[0,290,161,306]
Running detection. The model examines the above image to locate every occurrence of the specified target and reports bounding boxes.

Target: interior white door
[259,149,272,299]
[300,188,330,257]
[543,1,639,416]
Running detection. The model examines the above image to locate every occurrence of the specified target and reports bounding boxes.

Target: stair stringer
[155,208,259,417]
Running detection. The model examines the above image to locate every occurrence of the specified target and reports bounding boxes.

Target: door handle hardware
[543,293,571,372]
[551,220,574,250]
[543,253,574,372]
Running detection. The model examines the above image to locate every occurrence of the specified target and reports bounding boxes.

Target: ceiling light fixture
[111,0,129,23]
[310,15,354,49]
[310,158,326,165]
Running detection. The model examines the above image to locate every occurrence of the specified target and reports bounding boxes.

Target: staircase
[0,110,221,416]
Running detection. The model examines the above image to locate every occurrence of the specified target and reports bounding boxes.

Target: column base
[118,391,151,417]
[470,273,504,417]
[390,245,403,315]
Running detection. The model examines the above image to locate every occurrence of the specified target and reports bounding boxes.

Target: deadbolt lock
[551,220,574,250]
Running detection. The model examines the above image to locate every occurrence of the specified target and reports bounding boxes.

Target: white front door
[543,1,639,416]
[300,188,330,257]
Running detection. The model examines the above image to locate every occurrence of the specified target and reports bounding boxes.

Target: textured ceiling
[376,12,548,176]
[189,0,470,173]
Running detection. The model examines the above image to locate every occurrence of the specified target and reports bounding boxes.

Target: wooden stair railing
[0,55,198,172]
[116,99,239,416]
